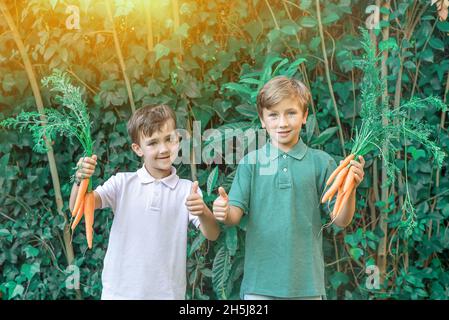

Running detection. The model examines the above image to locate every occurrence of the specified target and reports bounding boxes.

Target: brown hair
[256,76,311,117]
[127,104,177,144]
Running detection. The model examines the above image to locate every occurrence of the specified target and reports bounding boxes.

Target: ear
[131,143,143,157]
[302,109,309,124]
[260,117,266,129]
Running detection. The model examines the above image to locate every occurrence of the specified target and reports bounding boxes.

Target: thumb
[191,181,199,194]
[92,154,97,161]
[218,187,228,200]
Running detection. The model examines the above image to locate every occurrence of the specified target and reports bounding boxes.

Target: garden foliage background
[0,0,448,300]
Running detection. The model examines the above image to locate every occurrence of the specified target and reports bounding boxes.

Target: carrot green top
[228,138,337,298]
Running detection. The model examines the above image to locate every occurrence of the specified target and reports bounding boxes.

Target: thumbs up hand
[186,181,205,216]
[213,187,229,222]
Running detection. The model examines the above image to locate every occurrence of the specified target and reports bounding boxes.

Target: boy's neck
[270,136,301,153]
[144,163,172,180]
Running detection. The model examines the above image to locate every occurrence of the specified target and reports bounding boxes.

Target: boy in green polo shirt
[212,76,365,300]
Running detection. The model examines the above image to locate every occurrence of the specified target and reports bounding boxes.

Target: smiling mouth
[157,155,171,160]
[277,130,292,135]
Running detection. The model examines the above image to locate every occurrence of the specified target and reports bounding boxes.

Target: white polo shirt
[95,165,200,300]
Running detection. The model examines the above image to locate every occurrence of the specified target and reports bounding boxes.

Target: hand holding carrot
[75,155,98,182]
[348,156,365,188]
[185,181,205,216]
[322,154,365,222]
[213,187,229,222]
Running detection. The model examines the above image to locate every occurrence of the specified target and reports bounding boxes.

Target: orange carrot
[72,178,89,217]
[71,191,84,218]
[71,197,85,231]
[84,192,95,249]
[325,154,355,186]
[334,183,355,219]
[322,166,349,203]
[331,187,344,220]
[343,169,355,193]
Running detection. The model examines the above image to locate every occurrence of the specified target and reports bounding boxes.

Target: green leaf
[408,146,426,161]
[175,23,190,39]
[300,16,317,28]
[429,37,445,51]
[225,227,238,256]
[300,0,312,10]
[281,25,298,36]
[188,233,206,257]
[44,46,57,62]
[2,74,15,92]
[7,283,24,300]
[20,262,40,281]
[349,248,364,261]
[235,104,258,119]
[437,21,449,32]
[322,12,340,25]
[403,61,416,70]
[0,228,12,242]
[212,246,231,300]
[379,38,398,52]
[419,48,434,63]
[154,44,170,62]
[330,272,349,289]
[23,245,39,259]
[311,127,338,146]
[207,166,219,196]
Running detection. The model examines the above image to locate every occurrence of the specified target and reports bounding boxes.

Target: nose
[159,142,170,154]
[279,115,288,127]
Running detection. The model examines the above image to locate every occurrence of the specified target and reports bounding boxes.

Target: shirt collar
[265,138,308,161]
[137,165,179,189]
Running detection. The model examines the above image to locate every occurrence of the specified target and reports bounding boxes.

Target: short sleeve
[188,185,201,229]
[228,161,252,213]
[319,156,338,216]
[94,174,121,212]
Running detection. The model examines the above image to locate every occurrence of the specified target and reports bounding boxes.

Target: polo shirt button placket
[279,153,291,189]
[149,180,161,213]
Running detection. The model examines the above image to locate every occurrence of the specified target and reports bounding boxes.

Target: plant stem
[105,0,136,114]
[315,0,346,156]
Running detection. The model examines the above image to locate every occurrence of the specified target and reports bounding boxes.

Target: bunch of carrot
[71,178,95,249]
[321,154,356,221]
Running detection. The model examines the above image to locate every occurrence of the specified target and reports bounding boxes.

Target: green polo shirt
[228,138,337,298]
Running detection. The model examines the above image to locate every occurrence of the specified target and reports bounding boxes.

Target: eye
[288,111,297,115]
[147,141,157,146]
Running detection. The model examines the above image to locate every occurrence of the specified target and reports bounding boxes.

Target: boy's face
[131,119,179,177]
[260,97,308,152]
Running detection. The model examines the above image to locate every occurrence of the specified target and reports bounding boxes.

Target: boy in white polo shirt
[69,104,220,300]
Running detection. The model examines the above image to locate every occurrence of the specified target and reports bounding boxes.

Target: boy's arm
[331,156,365,228]
[197,206,220,241]
[223,206,244,226]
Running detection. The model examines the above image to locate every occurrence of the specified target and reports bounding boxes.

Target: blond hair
[256,76,311,117]
[127,105,177,144]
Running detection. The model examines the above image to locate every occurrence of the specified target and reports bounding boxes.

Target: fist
[213,187,229,222]
[76,155,97,180]
[186,181,205,216]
